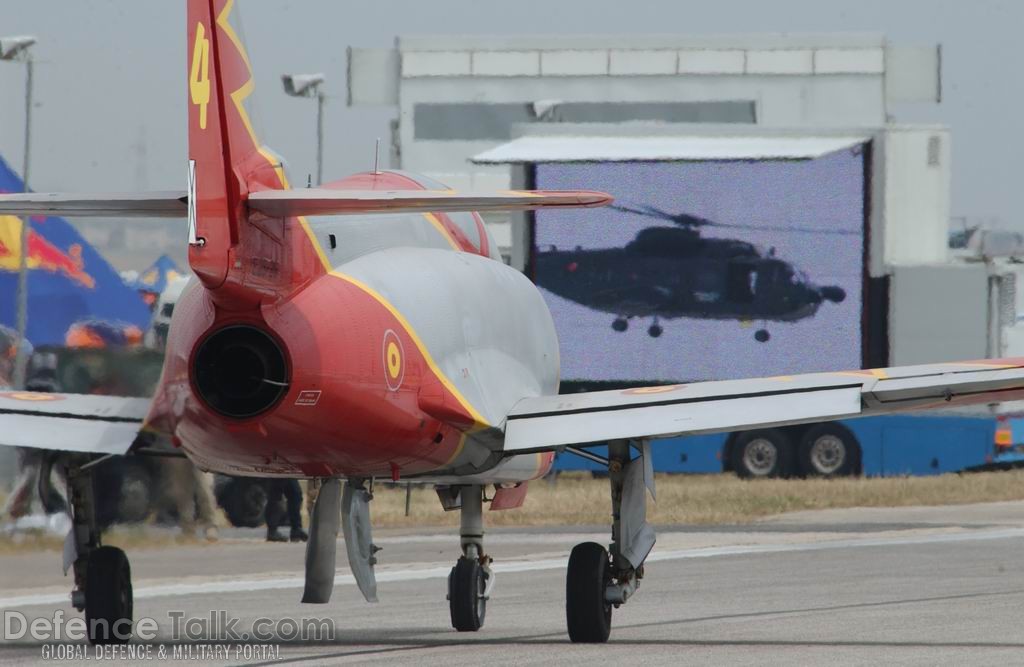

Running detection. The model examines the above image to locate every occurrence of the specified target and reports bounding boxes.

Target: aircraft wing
[502,359,1024,453]
[0,391,151,455]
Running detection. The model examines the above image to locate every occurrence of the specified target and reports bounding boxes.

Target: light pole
[1,35,37,389]
[281,73,325,186]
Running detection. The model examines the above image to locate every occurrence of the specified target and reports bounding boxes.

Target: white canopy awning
[472,134,870,164]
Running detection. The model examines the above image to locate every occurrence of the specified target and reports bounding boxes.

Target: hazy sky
[0,0,1019,231]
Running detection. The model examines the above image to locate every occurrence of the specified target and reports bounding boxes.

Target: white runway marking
[4,527,1024,610]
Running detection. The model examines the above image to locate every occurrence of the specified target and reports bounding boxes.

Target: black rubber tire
[730,429,795,479]
[116,460,153,524]
[798,423,859,477]
[612,318,628,332]
[754,329,771,343]
[566,542,612,643]
[85,546,133,645]
[449,557,486,632]
[648,324,663,338]
[219,477,269,528]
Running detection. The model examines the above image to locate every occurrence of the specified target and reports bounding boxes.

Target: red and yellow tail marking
[209,0,331,272]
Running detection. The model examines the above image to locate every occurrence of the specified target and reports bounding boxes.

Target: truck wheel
[730,429,795,478]
[116,459,154,524]
[219,478,269,528]
[799,424,859,477]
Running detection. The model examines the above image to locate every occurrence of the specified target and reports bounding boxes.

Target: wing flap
[0,191,187,217]
[502,359,1024,454]
[247,188,612,217]
[0,392,151,455]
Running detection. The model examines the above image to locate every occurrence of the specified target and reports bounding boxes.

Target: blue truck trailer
[553,411,1024,478]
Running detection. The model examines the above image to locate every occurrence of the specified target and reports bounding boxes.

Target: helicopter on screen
[534,203,851,342]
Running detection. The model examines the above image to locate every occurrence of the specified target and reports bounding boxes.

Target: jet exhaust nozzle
[193,325,289,419]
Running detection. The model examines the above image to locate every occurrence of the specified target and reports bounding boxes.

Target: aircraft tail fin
[0,2,614,294]
[186,0,288,289]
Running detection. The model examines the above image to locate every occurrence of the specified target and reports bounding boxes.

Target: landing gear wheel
[85,546,133,645]
[754,329,771,343]
[566,542,612,643]
[647,323,663,338]
[449,557,486,632]
[612,318,628,332]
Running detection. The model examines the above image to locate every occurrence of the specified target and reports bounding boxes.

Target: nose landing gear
[448,485,493,632]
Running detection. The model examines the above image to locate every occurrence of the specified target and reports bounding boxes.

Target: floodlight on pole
[0,36,36,62]
[1,35,36,389]
[281,73,325,186]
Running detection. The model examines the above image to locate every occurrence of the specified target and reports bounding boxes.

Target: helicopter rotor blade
[608,203,654,216]
[639,203,686,221]
[611,202,714,227]
[703,220,860,236]
[613,201,858,235]
[608,203,678,221]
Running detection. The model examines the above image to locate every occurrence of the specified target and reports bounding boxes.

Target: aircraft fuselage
[146,172,558,482]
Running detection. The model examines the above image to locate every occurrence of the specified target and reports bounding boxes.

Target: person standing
[264,478,308,543]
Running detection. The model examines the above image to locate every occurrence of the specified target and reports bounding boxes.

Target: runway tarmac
[3,501,1024,665]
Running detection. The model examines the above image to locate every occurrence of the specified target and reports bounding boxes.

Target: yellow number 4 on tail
[190,22,211,130]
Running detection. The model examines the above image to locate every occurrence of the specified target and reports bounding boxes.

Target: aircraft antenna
[373,138,381,175]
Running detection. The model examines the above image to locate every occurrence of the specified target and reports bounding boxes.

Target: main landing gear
[566,440,656,643]
[65,456,134,645]
[448,485,494,632]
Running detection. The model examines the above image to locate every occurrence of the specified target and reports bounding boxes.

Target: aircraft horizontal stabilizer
[0,191,187,218]
[247,188,612,217]
[0,189,611,219]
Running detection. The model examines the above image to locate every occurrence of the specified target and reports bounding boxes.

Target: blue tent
[133,254,184,294]
[0,156,152,346]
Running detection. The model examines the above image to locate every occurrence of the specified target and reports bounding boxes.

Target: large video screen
[532,149,866,383]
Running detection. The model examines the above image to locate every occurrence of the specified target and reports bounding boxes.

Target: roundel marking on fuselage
[383,329,405,391]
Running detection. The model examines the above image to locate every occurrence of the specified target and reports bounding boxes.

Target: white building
[347,33,941,261]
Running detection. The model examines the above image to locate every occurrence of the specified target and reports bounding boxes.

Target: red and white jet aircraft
[2,0,1023,645]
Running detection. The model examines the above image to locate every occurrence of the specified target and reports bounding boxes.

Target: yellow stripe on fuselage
[423,213,460,250]
[328,270,491,430]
